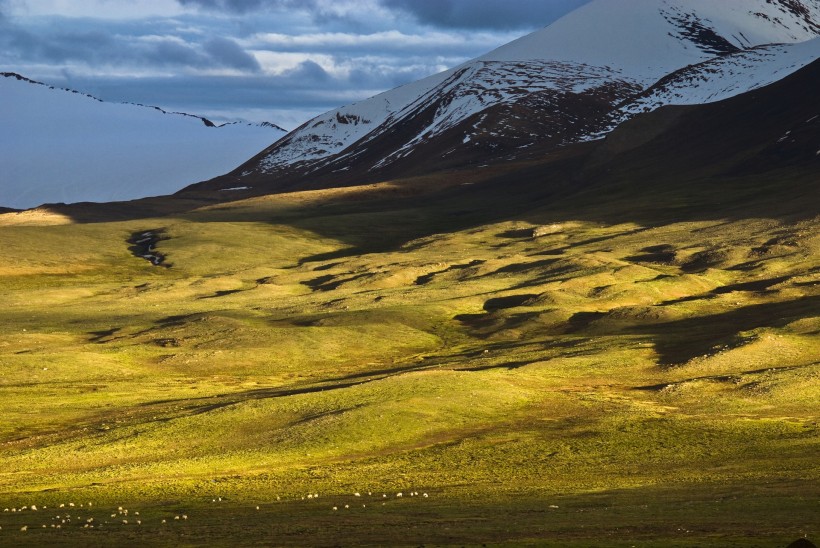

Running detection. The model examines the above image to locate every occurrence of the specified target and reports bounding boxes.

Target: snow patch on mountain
[257,69,454,170]
[0,74,284,210]
[368,60,638,170]
[617,37,820,117]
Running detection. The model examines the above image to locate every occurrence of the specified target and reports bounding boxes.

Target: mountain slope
[201,0,819,196]
[578,57,820,220]
[0,73,285,210]
[609,36,820,124]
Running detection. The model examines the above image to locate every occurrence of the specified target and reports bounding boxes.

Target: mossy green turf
[0,164,818,546]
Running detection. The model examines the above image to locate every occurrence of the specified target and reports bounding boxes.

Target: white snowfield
[256,0,820,175]
[0,75,284,210]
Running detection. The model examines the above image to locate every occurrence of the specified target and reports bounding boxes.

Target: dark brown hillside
[593,58,819,177]
[562,57,820,223]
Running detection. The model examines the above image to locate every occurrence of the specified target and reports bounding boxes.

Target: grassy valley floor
[0,163,818,546]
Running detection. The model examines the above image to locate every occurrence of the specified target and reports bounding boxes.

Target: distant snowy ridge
[0,72,285,131]
[245,0,820,181]
[0,73,285,209]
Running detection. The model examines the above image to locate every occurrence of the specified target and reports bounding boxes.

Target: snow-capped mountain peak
[224,0,817,191]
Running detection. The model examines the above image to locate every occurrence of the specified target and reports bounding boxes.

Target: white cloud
[9,0,186,18]
[253,51,337,75]
[247,30,487,50]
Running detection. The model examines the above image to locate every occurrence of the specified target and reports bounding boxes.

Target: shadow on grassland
[629,296,820,367]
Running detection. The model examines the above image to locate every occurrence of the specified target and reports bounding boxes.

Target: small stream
[128,229,169,267]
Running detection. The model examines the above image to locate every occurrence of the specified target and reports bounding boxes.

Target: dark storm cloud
[286,59,331,82]
[380,0,593,30]
[0,16,262,72]
[173,0,591,30]
[0,25,116,65]
[145,38,205,67]
[203,37,262,71]
[176,0,308,14]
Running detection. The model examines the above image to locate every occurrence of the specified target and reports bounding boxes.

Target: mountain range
[189,0,819,196]
[0,73,284,210]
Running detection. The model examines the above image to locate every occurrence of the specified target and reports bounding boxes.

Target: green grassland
[0,157,818,546]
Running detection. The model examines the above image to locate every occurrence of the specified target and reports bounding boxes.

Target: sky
[0,0,592,129]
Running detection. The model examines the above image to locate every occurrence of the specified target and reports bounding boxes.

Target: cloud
[2,0,184,18]
[175,0,394,30]
[0,16,263,73]
[204,37,261,71]
[380,0,593,30]
[177,0,310,14]
[143,36,205,67]
[246,29,518,57]
[172,0,590,30]
[285,59,331,82]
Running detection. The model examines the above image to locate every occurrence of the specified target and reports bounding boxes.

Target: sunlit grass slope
[0,153,817,547]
